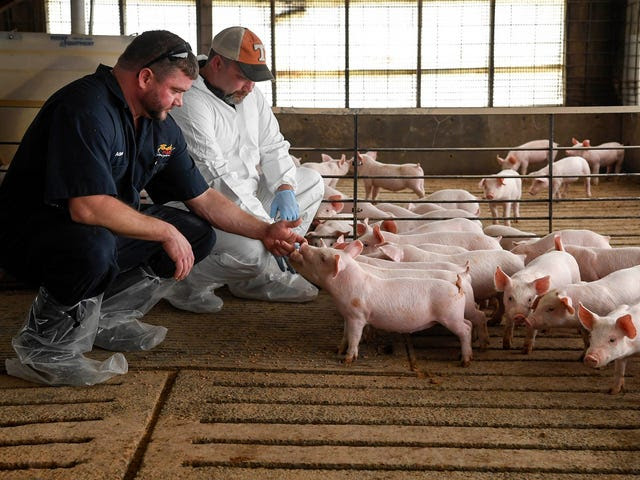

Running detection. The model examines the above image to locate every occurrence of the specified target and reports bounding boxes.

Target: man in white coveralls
[165,26,324,312]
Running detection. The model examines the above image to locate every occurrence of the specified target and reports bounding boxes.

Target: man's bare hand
[262,218,306,256]
[161,225,195,281]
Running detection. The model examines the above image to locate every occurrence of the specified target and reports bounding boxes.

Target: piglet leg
[609,358,627,395]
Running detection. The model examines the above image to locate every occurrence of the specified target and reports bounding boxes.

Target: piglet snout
[583,354,600,368]
[513,313,527,325]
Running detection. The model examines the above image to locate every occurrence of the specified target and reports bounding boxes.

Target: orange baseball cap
[211,26,273,82]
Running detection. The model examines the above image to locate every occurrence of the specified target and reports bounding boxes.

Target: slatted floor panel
[0,372,170,479]
[137,330,640,479]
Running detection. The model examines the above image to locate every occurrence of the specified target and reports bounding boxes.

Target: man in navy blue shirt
[0,30,304,386]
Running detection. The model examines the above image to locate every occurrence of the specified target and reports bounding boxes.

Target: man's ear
[137,68,154,88]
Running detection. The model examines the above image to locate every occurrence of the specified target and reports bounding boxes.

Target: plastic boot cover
[5,288,128,386]
[95,268,173,351]
[164,280,224,313]
[228,270,318,303]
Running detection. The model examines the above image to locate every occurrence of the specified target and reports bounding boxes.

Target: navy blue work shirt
[0,64,209,227]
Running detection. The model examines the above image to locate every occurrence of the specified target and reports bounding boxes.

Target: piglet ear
[534,275,551,295]
[356,222,368,237]
[507,155,518,166]
[373,224,385,244]
[478,178,485,188]
[498,177,506,186]
[616,314,637,339]
[380,219,398,234]
[367,151,378,160]
[496,154,504,164]
[331,201,345,213]
[344,239,364,258]
[378,243,403,262]
[321,153,332,162]
[554,234,564,251]
[577,302,596,331]
[583,139,591,147]
[571,137,579,145]
[531,295,541,311]
[559,295,575,315]
[332,254,344,278]
[494,266,510,292]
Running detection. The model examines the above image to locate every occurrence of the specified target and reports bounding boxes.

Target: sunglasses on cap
[142,42,192,69]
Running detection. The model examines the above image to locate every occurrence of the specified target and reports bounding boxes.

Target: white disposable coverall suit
[166,76,324,309]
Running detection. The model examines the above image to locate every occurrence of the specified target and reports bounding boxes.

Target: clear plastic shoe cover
[5,288,128,386]
[164,280,224,313]
[228,270,318,303]
[95,268,173,351]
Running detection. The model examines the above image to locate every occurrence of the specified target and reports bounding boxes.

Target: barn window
[44,0,565,107]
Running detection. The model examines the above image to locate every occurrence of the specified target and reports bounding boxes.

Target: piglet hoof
[460,358,472,368]
[343,355,356,366]
[608,383,624,395]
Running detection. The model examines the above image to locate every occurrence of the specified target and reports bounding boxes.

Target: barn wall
[275,107,640,175]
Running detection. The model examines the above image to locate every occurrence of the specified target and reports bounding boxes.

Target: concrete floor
[1,286,639,480]
[1,177,639,479]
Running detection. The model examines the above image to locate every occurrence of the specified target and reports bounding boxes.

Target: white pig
[288,241,473,366]
[478,169,522,226]
[376,202,429,217]
[395,217,484,235]
[528,156,591,199]
[578,302,640,394]
[355,255,468,274]
[417,208,482,224]
[564,245,640,282]
[323,185,396,222]
[565,138,624,185]
[496,139,559,175]
[355,260,489,348]
[375,246,525,304]
[495,236,581,351]
[359,217,483,237]
[314,194,346,221]
[301,154,350,188]
[307,219,354,247]
[421,189,480,215]
[353,151,424,200]
[368,242,468,261]
[525,265,640,358]
[510,229,611,264]
[483,224,537,251]
[358,225,502,255]
[355,203,472,234]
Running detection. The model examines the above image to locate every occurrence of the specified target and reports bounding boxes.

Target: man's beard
[148,109,168,121]
[223,90,249,105]
[142,91,169,120]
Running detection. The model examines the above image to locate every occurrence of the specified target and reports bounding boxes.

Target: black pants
[0,204,215,305]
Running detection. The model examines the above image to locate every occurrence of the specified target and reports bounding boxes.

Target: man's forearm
[68,194,176,243]
[185,187,270,240]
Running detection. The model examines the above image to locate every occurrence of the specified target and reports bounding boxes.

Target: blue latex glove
[270,189,299,221]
